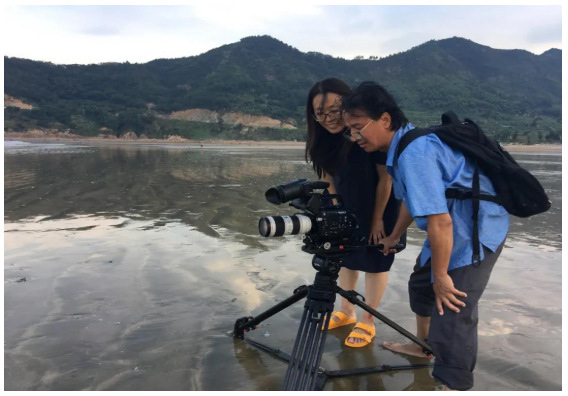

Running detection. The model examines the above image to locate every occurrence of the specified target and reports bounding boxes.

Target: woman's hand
[369,218,385,245]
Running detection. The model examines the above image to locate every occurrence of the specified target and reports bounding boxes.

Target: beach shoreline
[3,134,562,152]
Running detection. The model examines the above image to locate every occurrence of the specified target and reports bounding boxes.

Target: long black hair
[305,78,352,179]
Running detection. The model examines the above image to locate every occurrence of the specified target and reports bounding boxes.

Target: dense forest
[4,36,562,143]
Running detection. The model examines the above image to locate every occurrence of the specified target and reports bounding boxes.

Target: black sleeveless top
[332,143,405,273]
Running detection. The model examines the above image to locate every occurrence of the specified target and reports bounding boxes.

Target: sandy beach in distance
[3,134,562,152]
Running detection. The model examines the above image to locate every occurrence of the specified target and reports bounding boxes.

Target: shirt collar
[386,122,416,168]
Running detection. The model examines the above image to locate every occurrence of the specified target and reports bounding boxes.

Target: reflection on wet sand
[5,216,280,390]
[4,143,562,390]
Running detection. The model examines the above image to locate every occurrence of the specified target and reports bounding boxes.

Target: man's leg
[429,243,504,391]
[383,254,435,357]
[382,315,432,357]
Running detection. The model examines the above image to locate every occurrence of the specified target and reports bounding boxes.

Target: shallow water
[4,142,562,390]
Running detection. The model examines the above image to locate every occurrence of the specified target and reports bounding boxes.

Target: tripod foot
[233,316,256,339]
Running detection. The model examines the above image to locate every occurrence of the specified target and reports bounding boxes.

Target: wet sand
[4,141,562,390]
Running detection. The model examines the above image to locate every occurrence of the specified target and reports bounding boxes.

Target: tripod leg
[306,313,331,391]
[282,304,310,388]
[336,287,433,356]
[295,307,329,391]
[298,314,329,389]
[233,285,309,338]
[283,292,334,391]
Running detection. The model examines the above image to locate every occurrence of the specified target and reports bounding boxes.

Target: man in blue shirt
[341,82,509,391]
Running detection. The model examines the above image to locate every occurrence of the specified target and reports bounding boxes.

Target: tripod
[233,252,434,391]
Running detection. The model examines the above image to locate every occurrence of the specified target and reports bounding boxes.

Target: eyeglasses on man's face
[343,119,374,141]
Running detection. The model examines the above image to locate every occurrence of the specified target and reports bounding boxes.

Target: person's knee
[408,285,434,317]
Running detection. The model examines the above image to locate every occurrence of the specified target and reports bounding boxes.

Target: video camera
[258,179,404,274]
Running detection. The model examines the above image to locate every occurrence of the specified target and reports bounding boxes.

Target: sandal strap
[353,322,376,337]
[347,331,372,343]
[330,311,348,321]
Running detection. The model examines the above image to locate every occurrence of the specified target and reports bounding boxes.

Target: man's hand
[433,273,467,315]
[379,235,399,256]
[369,218,385,245]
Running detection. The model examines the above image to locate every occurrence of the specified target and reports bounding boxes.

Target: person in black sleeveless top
[305,78,406,347]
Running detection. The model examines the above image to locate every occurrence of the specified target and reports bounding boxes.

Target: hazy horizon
[3,35,562,67]
[3,5,562,65]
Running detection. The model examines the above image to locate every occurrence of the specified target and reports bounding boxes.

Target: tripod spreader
[335,287,433,357]
[233,272,434,390]
[233,285,309,339]
[233,282,433,357]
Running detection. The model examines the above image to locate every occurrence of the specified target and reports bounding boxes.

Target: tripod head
[306,239,406,276]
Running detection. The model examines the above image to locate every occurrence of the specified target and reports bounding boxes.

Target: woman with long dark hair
[305,78,405,347]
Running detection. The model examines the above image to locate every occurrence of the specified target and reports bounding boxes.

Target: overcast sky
[3,5,562,65]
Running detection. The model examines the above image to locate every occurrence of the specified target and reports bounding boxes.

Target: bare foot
[382,341,432,358]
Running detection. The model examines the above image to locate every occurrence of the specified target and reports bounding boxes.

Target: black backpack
[396,111,551,263]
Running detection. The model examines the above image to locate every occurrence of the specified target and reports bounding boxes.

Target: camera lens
[258,215,312,237]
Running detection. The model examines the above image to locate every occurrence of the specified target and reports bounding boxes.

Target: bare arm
[390,201,413,240]
[428,213,453,279]
[428,213,467,315]
[369,165,392,244]
[380,201,413,254]
[374,165,392,220]
[321,171,338,205]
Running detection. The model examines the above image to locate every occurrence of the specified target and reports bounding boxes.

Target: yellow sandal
[345,322,376,347]
[322,311,356,331]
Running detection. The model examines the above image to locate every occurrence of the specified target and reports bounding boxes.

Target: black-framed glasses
[343,119,374,141]
[313,109,342,123]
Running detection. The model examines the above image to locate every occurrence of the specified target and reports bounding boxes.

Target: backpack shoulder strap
[396,128,432,160]
[441,111,461,125]
[397,111,461,159]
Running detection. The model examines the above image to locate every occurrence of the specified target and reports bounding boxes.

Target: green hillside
[4,35,562,143]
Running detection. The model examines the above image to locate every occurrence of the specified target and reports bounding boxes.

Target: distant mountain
[4,36,561,142]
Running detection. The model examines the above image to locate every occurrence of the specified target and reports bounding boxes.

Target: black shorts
[408,242,504,390]
[341,232,406,273]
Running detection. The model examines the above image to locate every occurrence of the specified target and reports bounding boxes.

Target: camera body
[259,179,405,274]
[307,208,358,241]
[259,179,361,246]
[259,180,374,274]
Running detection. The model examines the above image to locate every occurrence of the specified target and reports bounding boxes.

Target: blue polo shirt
[386,123,509,272]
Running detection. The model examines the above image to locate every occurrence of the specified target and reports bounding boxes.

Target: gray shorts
[408,242,504,390]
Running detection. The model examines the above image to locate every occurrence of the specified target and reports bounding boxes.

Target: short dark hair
[341,81,408,132]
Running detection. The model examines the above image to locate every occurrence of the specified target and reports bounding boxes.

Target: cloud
[526,23,562,44]
[190,4,323,30]
[80,26,122,36]
[2,5,562,64]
